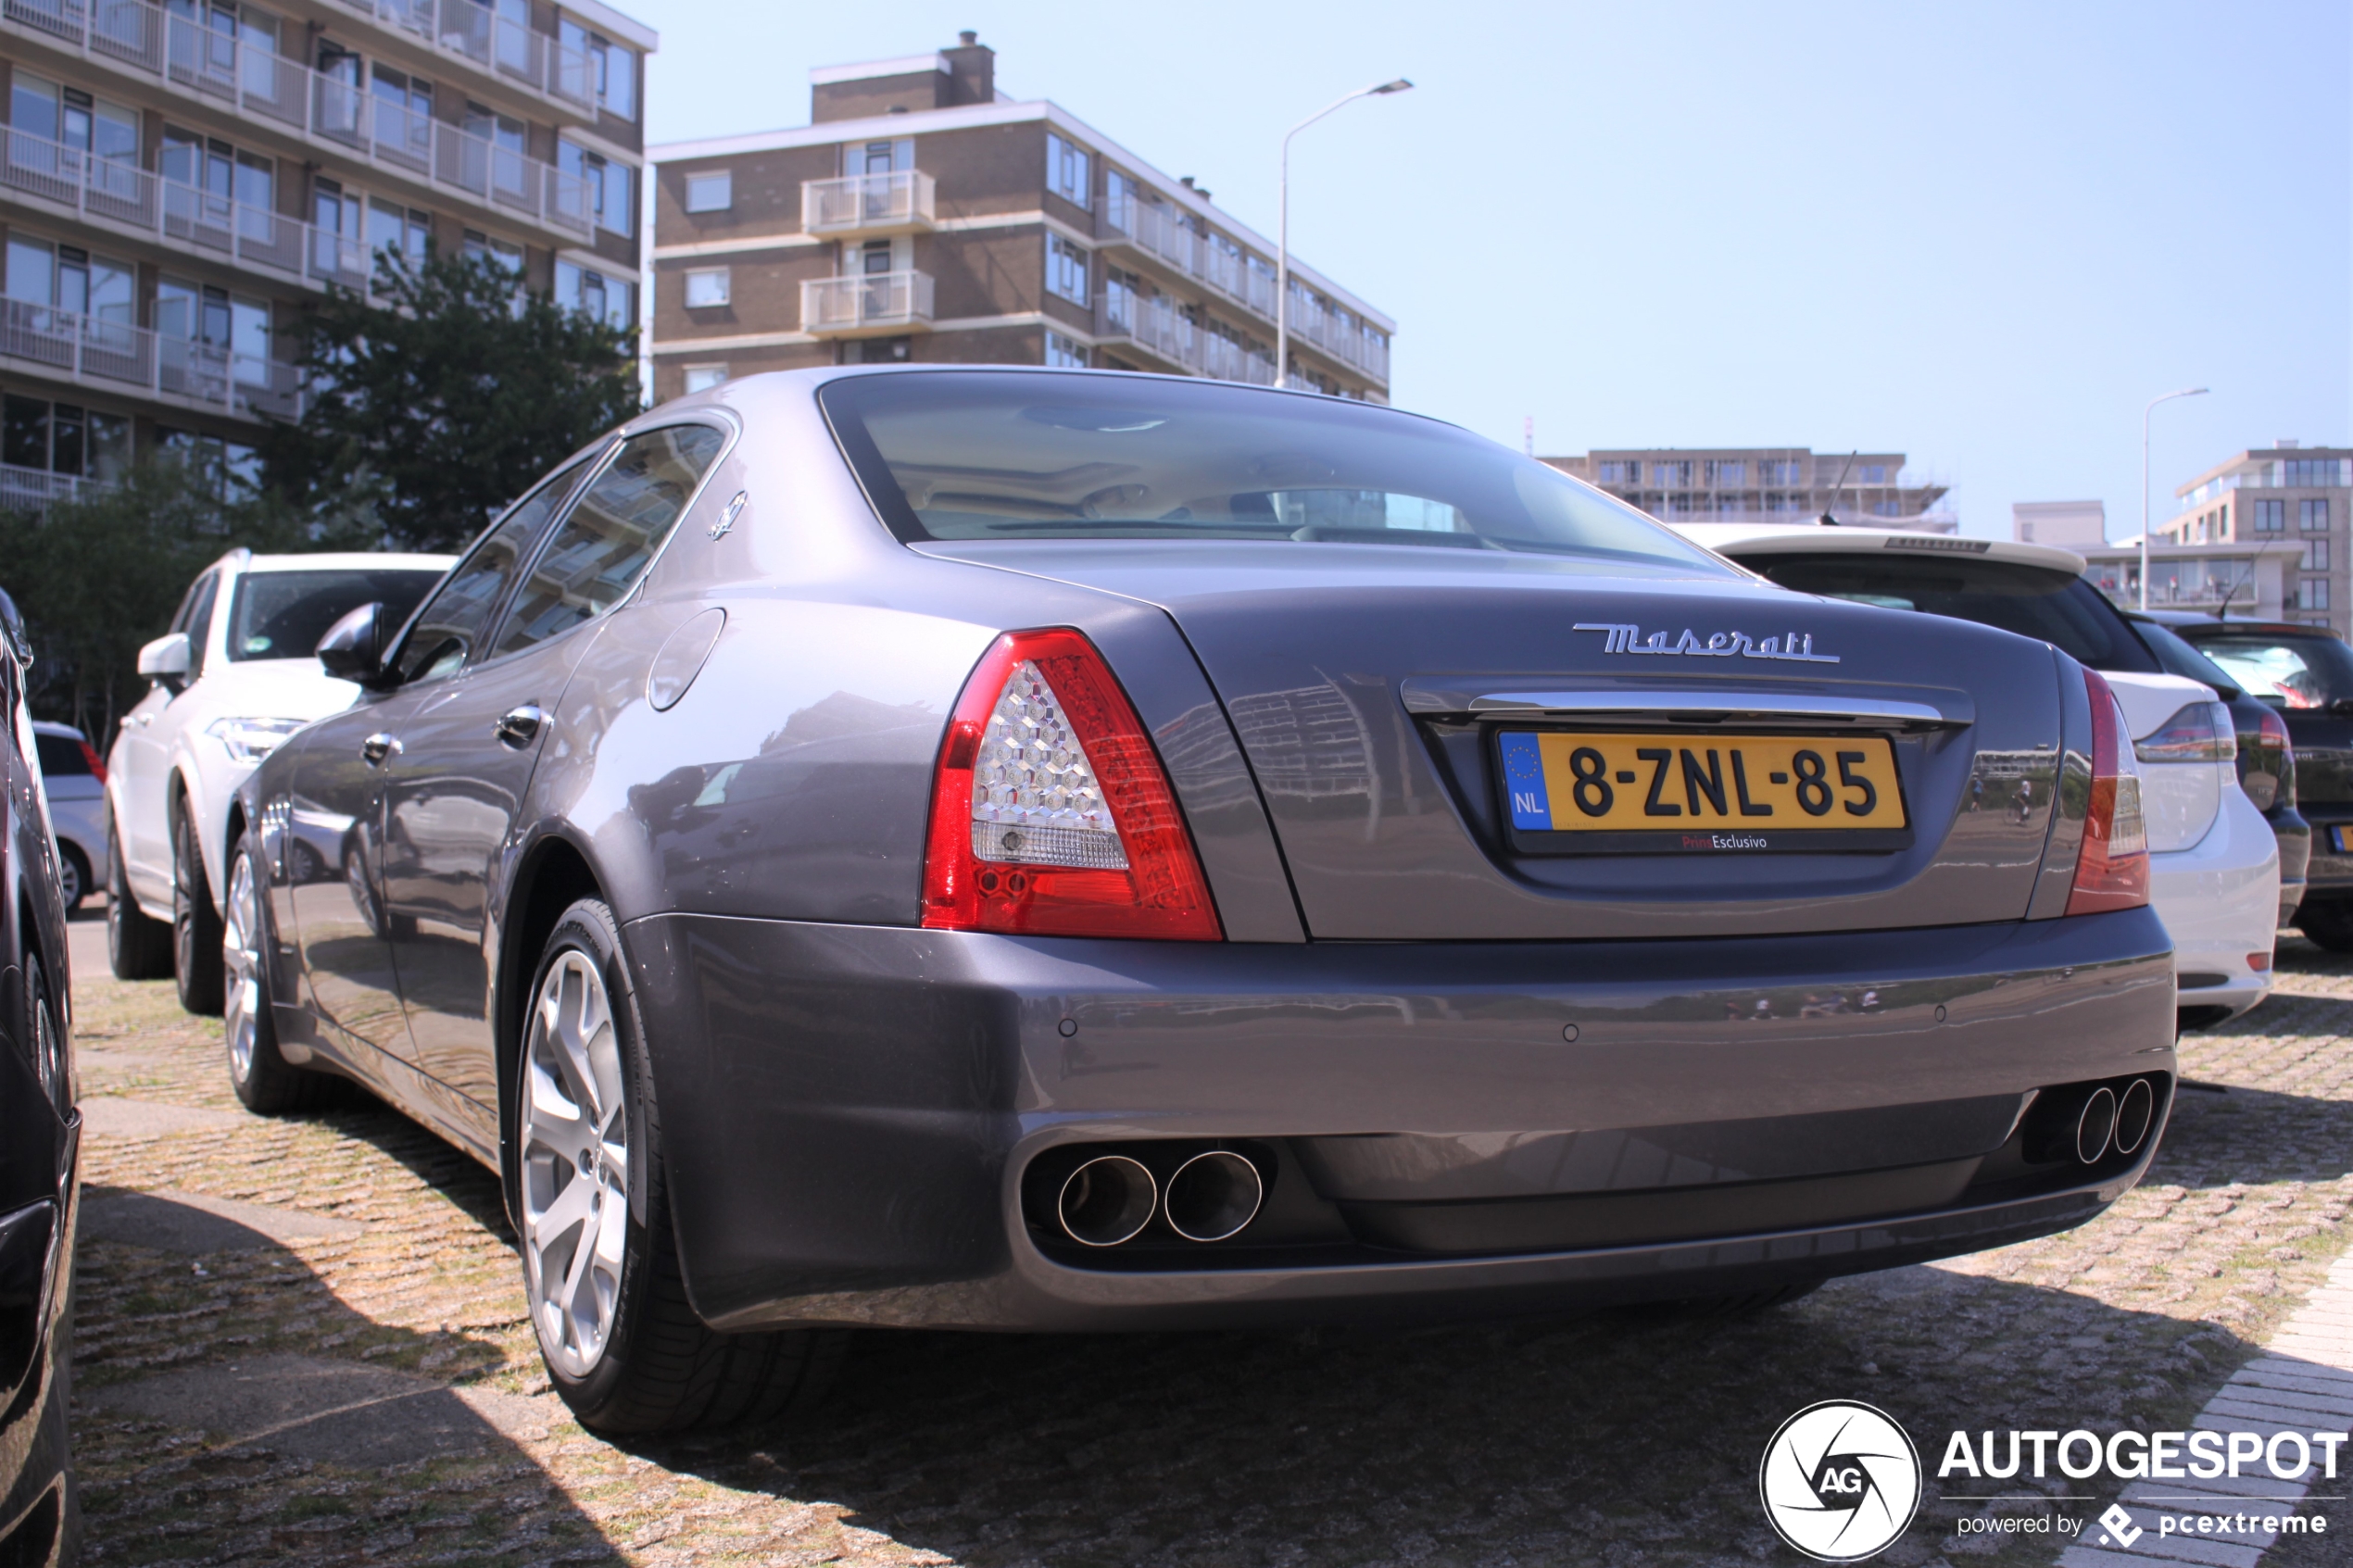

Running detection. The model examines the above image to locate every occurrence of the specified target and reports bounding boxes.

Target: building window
[462,229,525,276]
[684,170,732,213]
[1046,234,1088,307]
[1873,499,1900,517]
[1857,464,1888,483]
[2303,498,2331,533]
[1045,330,1088,369]
[559,139,632,237]
[2255,498,2285,533]
[1653,460,1692,486]
[2,395,130,483]
[560,20,637,121]
[157,429,260,496]
[2306,539,2331,572]
[2303,578,2332,612]
[1102,270,1137,331]
[367,200,430,277]
[682,268,730,307]
[556,258,635,331]
[1705,460,1746,486]
[1597,461,1639,485]
[1102,169,1138,232]
[4,233,133,330]
[842,336,910,364]
[1047,132,1090,210]
[2285,459,2349,487]
[11,73,138,165]
[1759,460,1801,485]
[682,365,727,395]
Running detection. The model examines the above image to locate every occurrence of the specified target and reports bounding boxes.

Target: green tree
[0,456,371,736]
[259,248,643,553]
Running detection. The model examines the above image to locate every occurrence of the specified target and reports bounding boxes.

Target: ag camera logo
[1760,1400,1923,1562]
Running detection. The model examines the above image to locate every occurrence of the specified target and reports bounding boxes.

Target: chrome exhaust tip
[2076,1085,2118,1164]
[1057,1155,1157,1248]
[2111,1078,2156,1157]
[1163,1150,1265,1243]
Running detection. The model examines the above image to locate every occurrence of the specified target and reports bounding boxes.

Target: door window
[182,570,220,678]
[487,424,727,659]
[392,455,599,684]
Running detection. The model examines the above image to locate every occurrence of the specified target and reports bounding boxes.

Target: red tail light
[2067,668,2149,916]
[922,628,1221,940]
[78,738,106,784]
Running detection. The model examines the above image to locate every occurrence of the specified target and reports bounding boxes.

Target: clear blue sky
[624,0,2351,541]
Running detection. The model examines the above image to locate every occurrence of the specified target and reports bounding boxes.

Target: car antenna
[1818,450,1857,526]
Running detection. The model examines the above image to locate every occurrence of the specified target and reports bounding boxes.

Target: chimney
[941,31,994,106]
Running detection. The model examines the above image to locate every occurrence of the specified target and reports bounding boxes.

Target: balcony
[800,270,934,337]
[0,462,104,509]
[1094,293,1274,386]
[325,0,600,116]
[2,126,373,292]
[0,297,301,420]
[801,170,936,237]
[0,0,594,241]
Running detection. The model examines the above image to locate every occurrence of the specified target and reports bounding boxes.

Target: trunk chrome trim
[1407,688,1957,728]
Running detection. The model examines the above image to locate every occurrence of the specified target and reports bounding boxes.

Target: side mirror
[136,632,192,681]
[316,602,389,684]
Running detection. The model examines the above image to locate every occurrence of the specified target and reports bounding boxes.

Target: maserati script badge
[1573,622,1840,664]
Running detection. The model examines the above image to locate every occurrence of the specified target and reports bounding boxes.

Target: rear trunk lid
[924,541,2071,940]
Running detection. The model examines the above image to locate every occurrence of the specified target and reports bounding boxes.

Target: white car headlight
[207,716,308,764]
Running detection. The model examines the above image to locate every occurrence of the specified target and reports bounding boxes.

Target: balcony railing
[0,0,593,239]
[800,270,935,335]
[801,170,937,236]
[0,461,104,509]
[0,297,299,420]
[3,126,376,292]
[1095,293,1274,386]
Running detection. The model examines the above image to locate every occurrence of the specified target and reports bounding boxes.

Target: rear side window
[1748,553,2161,673]
[2191,633,2353,709]
[394,456,597,684]
[33,732,89,776]
[488,423,726,659]
[229,569,446,662]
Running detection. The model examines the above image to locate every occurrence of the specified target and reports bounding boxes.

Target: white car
[1676,522,2281,1027]
[31,721,105,907]
[107,548,453,1010]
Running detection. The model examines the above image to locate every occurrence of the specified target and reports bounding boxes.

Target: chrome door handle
[495,705,547,748]
[361,733,401,766]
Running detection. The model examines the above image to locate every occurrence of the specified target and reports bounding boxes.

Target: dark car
[0,586,80,1564]
[229,369,2174,1436]
[2154,618,2353,947]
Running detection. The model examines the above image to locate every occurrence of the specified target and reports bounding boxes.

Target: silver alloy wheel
[222,847,263,1084]
[520,948,631,1380]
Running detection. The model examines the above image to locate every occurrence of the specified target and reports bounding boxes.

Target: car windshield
[229,568,446,662]
[2187,633,2353,710]
[820,371,1736,575]
[1740,551,2161,673]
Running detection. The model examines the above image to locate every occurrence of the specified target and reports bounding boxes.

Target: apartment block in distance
[1541,447,1955,533]
[0,0,652,504]
[2078,442,2351,633]
[647,34,1393,403]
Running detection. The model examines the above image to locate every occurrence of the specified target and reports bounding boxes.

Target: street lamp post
[2141,385,2209,610]
[1277,78,1411,389]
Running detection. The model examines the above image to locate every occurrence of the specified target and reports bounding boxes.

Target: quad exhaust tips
[2074,1087,2117,1165]
[1049,1146,1269,1248]
[1057,1156,1157,1248]
[2020,1075,2166,1167]
[2112,1077,2155,1157]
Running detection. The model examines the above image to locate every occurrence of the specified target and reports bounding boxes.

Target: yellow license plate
[1499,731,1909,853]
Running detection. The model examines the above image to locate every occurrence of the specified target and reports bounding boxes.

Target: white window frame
[682,267,730,307]
[1045,234,1088,307]
[684,169,732,214]
[1045,330,1087,369]
[1047,132,1091,211]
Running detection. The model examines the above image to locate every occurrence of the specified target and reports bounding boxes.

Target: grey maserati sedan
[228,368,2174,1434]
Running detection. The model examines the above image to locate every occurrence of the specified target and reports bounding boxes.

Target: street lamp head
[1373,78,1414,94]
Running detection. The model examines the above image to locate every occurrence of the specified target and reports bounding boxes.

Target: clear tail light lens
[2244,707,2294,811]
[2068,668,2149,916]
[2133,700,2237,763]
[922,628,1221,940]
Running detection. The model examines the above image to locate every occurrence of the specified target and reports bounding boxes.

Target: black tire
[223,827,345,1115]
[106,809,173,980]
[517,897,845,1434]
[173,801,225,1015]
[2296,900,2353,953]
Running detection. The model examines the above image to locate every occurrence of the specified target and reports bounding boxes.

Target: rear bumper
[2151,787,2280,1024]
[624,908,2176,1333]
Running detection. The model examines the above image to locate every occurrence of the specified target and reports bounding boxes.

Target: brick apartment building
[1541,447,1955,532]
[0,0,653,505]
[646,35,1393,404]
[2077,442,2353,633]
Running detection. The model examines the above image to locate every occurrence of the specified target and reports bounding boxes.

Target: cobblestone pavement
[62,913,2353,1568]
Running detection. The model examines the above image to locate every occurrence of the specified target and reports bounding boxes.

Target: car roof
[2162,619,2326,639]
[1672,522,2089,574]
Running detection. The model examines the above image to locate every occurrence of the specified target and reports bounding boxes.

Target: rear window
[2186,633,2353,710]
[32,732,89,776]
[1743,552,2161,673]
[820,371,1735,575]
[2128,618,2243,695]
[229,568,446,663]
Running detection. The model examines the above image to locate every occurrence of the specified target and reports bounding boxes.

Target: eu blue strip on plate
[1499,732,1551,830]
